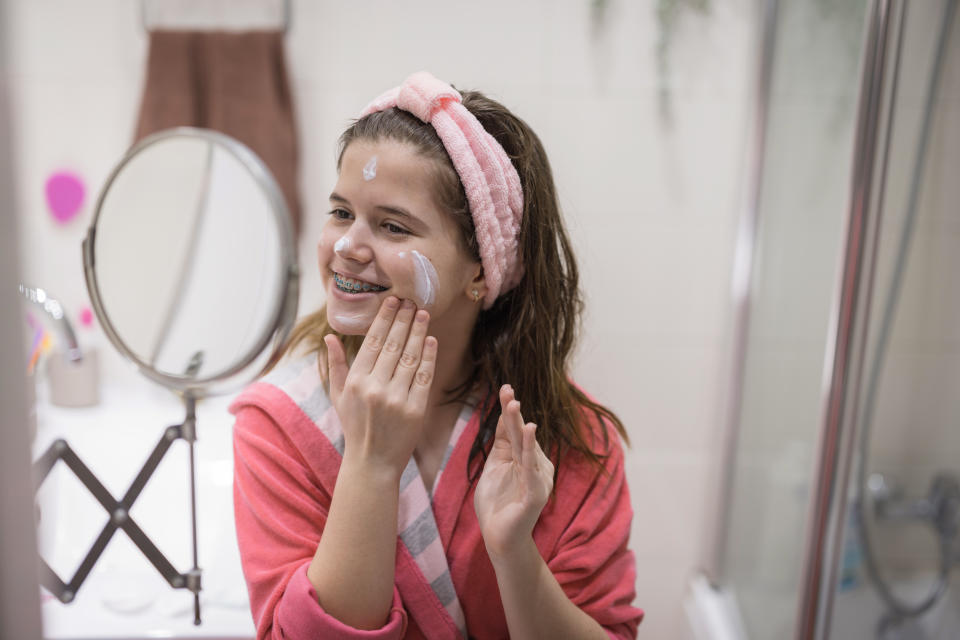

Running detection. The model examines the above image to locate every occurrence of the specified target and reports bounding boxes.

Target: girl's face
[318,139,481,335]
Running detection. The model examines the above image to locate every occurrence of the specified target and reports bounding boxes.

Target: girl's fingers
[393,309,430,390]
[536,436,554,489]
[521,422,537,472]
[493,413,508,440]
[408,336,438,410]
[352,296,401,373]
[499,384,513,411]
[499,385,524,462]
[506,400,524,463]
[523,424,554,498]
[324,334,348,401]
[372,299,417,382]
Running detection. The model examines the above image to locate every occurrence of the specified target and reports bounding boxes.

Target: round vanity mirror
[83,127,299,396]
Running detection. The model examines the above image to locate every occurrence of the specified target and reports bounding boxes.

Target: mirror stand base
[33,401,203,624]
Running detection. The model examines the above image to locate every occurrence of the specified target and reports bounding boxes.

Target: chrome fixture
[18,284,82,363]
[869,472,960,541]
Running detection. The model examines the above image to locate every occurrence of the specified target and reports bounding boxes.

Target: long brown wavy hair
[280,87,629,479]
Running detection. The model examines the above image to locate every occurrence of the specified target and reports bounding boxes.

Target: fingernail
[415,310,428,323]
[401,299,415,310]
[385,296,399,309]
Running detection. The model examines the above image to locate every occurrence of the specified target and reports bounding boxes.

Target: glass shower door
[717,1,870,637]
[828,1,960,638]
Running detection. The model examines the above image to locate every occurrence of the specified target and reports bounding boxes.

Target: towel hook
[141,0,291,34]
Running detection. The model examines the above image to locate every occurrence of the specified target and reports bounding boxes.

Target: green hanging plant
[656,0,712,126]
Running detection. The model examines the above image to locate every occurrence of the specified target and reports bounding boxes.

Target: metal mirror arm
[33,398,204,625]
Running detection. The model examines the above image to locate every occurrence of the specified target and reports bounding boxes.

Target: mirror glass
[86,128,297,394]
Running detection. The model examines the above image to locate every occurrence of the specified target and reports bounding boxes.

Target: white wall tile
[628,449,714,563]
[575,339,725,453]
[635,554,696,638]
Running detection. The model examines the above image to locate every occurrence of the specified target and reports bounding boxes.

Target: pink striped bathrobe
[231,355,643,639]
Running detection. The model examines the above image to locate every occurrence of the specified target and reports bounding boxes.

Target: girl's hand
[474,384,554,561]
[324,296,437,477]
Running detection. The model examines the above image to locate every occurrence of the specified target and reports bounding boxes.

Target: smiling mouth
[333,272,389,294]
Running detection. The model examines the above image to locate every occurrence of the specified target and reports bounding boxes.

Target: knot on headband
[359,71,524,309]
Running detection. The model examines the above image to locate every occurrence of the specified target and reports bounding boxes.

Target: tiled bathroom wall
[7,1,755,637]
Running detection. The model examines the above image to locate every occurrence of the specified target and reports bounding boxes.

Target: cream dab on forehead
[362,155,378,181]
[399,250,439,308]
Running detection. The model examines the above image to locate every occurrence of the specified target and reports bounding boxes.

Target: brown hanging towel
[134,29,301,237]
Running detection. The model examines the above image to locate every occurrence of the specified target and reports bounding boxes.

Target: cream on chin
[329,311,372,334]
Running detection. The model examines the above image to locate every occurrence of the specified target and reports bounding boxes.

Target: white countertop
[33,378,256,640]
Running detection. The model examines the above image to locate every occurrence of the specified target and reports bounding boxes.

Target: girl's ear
[467,263,487,303]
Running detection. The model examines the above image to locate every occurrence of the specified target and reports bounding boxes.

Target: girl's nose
[334,227,373,263]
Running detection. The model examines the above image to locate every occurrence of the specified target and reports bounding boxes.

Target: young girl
[231,71,643,639]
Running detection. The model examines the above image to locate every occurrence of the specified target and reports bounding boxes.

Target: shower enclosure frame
[795,0,900,636]
[702,0,936,638]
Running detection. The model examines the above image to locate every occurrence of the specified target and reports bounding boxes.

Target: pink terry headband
[359,71,524,309]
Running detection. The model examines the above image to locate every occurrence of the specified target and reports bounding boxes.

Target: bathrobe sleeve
[539,415,643,639]
[232,402,408,640]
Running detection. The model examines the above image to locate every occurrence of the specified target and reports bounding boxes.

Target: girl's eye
[328,208,352,221]
[384,222,410,236]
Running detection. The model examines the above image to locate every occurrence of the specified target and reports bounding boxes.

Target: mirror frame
[82,127,299,396]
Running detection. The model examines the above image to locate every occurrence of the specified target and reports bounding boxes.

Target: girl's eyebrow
[329,192,422,225]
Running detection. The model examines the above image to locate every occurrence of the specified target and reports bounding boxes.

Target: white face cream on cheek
[334,236,350,255]
[397,250,440,307]
[362,156,377,181]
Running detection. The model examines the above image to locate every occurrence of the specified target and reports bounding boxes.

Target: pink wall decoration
[78,306,94,328]
[45,171,85,224]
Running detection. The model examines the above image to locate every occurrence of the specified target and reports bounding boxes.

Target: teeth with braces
[334,272,388,293]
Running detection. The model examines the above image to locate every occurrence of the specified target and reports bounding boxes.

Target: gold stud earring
[471,288,480,302]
